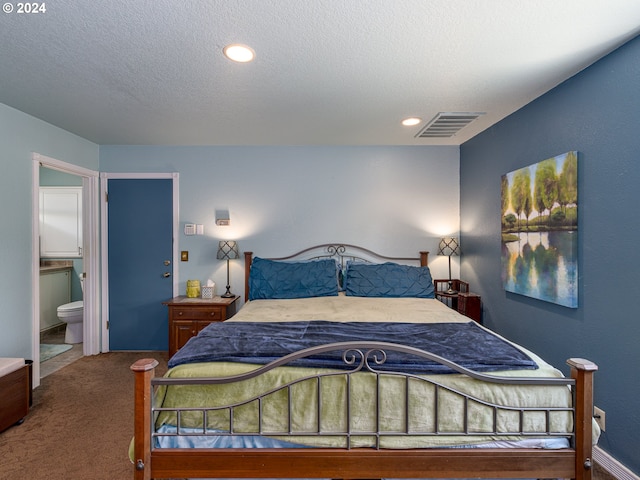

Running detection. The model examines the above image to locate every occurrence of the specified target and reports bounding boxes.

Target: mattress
[229,295,471,324]
[152,296,598,450]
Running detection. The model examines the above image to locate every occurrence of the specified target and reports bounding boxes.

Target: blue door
[107,178,173,350]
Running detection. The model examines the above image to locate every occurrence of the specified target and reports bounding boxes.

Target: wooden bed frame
[131,244,597,480]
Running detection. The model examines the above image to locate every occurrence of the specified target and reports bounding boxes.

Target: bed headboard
[244,244,429,302]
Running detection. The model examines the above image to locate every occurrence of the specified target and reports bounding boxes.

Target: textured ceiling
[1,0,639,146]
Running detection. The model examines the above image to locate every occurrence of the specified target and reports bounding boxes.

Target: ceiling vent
[416,112,484,138]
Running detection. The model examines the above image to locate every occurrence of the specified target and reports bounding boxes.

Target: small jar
[186,279,201,298]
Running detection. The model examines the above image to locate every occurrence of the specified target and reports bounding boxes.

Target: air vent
[416,112,484,138]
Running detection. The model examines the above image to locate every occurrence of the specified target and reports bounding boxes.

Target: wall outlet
[594,406,606,432]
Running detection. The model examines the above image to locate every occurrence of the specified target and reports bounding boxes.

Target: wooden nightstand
[434,279,469,310]
[457,292,482,323]
[164,295,239,356]
[434,279,482,323]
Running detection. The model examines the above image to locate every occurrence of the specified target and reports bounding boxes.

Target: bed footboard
[131,350,597,480]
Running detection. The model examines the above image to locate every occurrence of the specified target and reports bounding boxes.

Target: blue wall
[460,36,640,473]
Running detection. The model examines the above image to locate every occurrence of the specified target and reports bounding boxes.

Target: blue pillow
[249,257,339,300]
[344,262,435,298]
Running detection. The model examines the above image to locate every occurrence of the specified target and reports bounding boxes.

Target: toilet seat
[57,301,83,318]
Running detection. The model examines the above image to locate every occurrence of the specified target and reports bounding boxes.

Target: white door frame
[99,172,179,352]
[32,153,100,387]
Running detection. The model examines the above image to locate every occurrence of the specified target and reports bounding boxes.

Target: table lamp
[437,237,460,294]
[217,240,239,298]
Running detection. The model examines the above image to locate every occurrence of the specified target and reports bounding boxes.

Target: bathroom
[39,166,84,376]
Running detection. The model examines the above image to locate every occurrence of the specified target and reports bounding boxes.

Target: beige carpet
[0,351,168,480]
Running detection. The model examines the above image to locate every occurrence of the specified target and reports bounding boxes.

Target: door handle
[162,272,171,278]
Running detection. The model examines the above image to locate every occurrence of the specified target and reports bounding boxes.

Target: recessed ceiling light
[401,117,422,127]
[223,44,255,63]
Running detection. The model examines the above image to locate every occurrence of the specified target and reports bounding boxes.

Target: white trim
[31,162,41,386]
[32,154,100,388]
[100,172,179,352]
[100,175,108,352]
[593,446,640,480]
[172,173,180,296]
[82,176,100,355]
[102,172,176,179]
[33,153,98,178]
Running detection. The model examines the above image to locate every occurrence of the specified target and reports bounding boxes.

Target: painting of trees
[501,151,578,308]
[502,151,578,233]
[533,158,558,220]
[558,150,578,213]
[510,168,531,229]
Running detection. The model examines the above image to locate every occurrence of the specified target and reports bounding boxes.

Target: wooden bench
[0,358,32,433]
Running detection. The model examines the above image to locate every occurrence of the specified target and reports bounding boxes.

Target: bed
[131,243,598,480]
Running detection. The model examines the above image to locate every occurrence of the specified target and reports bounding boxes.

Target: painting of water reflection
[501,151,578,308]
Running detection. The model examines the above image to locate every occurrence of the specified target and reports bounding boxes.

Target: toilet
[56,275,83,344]
[57,301,83,344]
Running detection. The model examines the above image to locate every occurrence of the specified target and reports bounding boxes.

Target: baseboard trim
[594,446,640,480]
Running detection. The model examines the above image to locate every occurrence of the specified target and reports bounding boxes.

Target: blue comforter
[168,321,538,374]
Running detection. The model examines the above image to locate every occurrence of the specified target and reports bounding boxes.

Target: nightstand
[434,279,482,323]
[434,279,469,310]
[456,292,482,323]
[164,295,239,356]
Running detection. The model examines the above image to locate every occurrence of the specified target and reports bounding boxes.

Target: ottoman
[0,358,32,433]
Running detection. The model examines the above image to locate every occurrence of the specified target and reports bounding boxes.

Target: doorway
[100,173,179,352]
[39,169,84,376]
[31,153,100,387]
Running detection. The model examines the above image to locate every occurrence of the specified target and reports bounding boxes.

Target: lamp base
[446,280,456,295]
[221,285,234,298]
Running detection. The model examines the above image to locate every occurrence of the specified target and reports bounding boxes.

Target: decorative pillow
[344,262,435,298]
[249,257,339,300]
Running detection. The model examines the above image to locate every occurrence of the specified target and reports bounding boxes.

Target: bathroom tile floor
[40,327,83,378]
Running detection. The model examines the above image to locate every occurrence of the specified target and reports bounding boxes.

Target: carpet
[40,343,72,362]
[0,351,168,480]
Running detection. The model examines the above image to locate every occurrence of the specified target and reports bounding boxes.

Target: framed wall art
[501,151,578,308]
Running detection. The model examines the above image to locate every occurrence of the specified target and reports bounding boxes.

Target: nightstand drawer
[171,307,223,320]
[164,295,239,356]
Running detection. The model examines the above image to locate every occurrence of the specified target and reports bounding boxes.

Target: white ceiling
[2,0,640,146]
